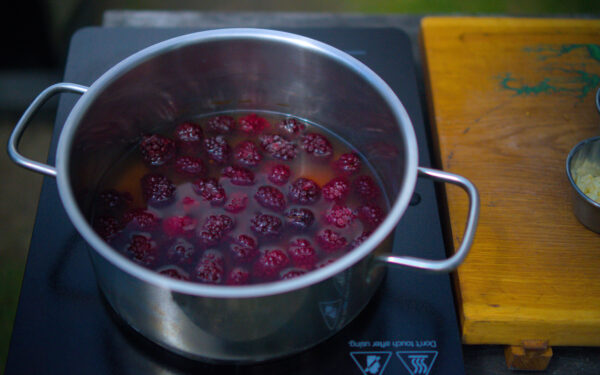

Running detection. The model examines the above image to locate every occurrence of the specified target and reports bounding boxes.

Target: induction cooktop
[5,27,464,375]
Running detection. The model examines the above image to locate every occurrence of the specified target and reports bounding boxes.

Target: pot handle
[375,166,479,272]
[8,82,88,177]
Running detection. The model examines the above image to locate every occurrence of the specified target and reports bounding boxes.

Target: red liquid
[91,111,387,285]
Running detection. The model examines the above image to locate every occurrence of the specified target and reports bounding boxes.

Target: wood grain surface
[421,17,600,346]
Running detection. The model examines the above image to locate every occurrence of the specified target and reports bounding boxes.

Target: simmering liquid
[91,111,388,285]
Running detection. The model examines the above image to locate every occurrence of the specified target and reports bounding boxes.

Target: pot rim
[55,28,419,298]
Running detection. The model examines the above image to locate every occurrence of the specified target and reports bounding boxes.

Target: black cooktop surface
[6,27,464,375]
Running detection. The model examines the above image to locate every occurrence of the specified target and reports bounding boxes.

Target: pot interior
[68,33,411,218]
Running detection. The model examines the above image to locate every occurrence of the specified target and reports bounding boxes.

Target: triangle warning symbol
[396,351,438,375]
[350,351,392,375]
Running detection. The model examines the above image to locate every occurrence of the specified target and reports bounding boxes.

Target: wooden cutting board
[421,17,600,346]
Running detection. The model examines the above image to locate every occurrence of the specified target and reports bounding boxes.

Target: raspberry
[167,238,197,265]
[301,133,332,158]
[141,173,176,207]
[268,164,291,185]
[322,177,350,202]
[233,140,262,166]
[335,153,361,175]
[229,234,258,263]
[192,178,226,205]
[259,134,298,160]
[162,216,197,237]
[207,115,235,134]
[289,178,321,205]
[254,249,289,279]
[126,233,158,265]
[287,239,317,270]
[175,156,206,176]
[226,267,251,285]
[204,135,230,164]
[224,193,249,213]
[283,208,315,231]
[195,251,225,284]
[123,208,159,231]
[222,165,255,186]
[350,230,373,249]
[159,267,191,281]
[277,118,305,135]
[316,229,347,252]
[281,269,307,279]
[324,205,356,228]
[174,121,203,144]
[139,134,176,166]
[94,216,122,241]
[354,175,380,201]
[358,204,384,227]
[250,214,283,237]
[197,215,234,246]
[97,189,132,211]
[238,113,269,134]
[254,185,286,211]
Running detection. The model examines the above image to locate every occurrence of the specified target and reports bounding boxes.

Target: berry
[289,178,321,205]
[229,234,258,263]
[358,204,384,227]
[175,156,206,176]
[277,118,305,135]
[207,115,235,134]
[335,153,361,175]
[94,216,122,241]
[126,234,158,265]
[288,239,317,270]
[353,175,380,201]
[174,121,203,144]
[324,205,356,228]
[159,266,190,280]
[139,134,176,166]
[259,134,298,161]
[123,208,159,231]
[195,251,225,284]
[197,215,234,246]
[254,249,289,278]
[281,269,307,279]
[301,133,332,158]
[268,164,291,185]
[204,135,230,164]
[224,193,249,213]
[238,113,269,134]
[162,216,197,237]
[283,208,315,231]
[141,173,176,207]
[222,165,255,186]
[192,178,226,205]
[226,267,251,285]
[167,238,197,265]
[316,229,347,252]
[322,177,350,202]
[350,230,372,249]
[255,185,286,211]
[97,189,132,211]
[233,140,262,166]
[250,214,283,237]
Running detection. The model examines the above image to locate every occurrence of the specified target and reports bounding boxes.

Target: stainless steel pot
[8,29,479,363]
